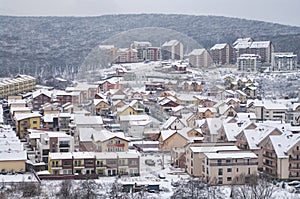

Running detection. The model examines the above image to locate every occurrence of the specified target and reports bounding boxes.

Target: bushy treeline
[0,14,299,79]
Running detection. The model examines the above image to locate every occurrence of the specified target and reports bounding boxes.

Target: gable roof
[206,118,223,135]
[243,126,281,150]
[32,89,52,99]
[79,128,126,142]
[159,129,177,141]
[161,116,186,130]
[14,112,42,121]
[269,132,300,158]
[93,99,109,106]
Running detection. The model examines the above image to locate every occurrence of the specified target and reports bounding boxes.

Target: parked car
[145,159,155,166]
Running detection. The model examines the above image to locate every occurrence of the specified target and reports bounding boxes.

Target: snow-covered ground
[1,153,300,198]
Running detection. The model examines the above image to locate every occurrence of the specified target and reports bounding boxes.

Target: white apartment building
[237,54,261,72]
[202,151,258,185]
[271,52,298,71]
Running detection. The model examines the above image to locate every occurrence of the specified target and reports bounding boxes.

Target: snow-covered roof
[269,133,300,158]
[243,125,280,150]
[0,150,27,161]
[79,128,126,142]
[206,118,223,135]
[250,41,271,48]
[236,113,257,120]
[14,112,41,121]
[74,115,103,125]
[249,99,288,110]
[32,89,52,99]
[223,121,254,142]
[198,107,217,113]
[188,48,206,56]
[93,98,109,106]
[162,40,180,47]
[218,104,234,115]
[210,43,227,50]
[119,114,149,122]
[204,151,257,159]
[161,116,184,130]
[10,106,31,115]
[49,151,95,160]
[190,145,239,153]
[43,114,59,123]
[159,129,176,141]
[225,98,240,104]
[233,37,253,46]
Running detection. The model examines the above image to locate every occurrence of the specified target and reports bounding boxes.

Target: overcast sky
[0,0,299,27]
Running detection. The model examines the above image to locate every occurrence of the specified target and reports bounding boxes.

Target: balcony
[107,143,125,147]
[51,164,62,168]
[289,158,300,162]
[59,144,70,148]
[263,162,276,168]
[263,154,275,159]
[210,162,258,166]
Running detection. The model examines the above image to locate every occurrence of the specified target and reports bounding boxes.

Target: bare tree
[58,180,73,199]
[73,179,98,199]
[231,174,275,199]
[19,182,41,198]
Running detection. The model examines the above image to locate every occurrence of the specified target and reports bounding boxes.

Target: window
[63,161,70,166]
[248,168,251,175]
[129,160,138,165]
[226,159,231,163]
[217,159,222,166]
[115,140,121,144]
[227,177,232,182]
[218,168,223,175]
[237,168,239,172]
[227,168,232,172]
[218,177,223,184]
[33,121,38,124]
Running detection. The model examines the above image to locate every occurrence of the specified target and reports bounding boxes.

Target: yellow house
[0,151,27,173]
[93,99,110,115]
[117,105,137,121]
[14,112,42,138]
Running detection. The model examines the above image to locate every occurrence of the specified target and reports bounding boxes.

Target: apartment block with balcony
[185,143,239,177]
[237,54,261,72]
[210,43,236,65]
[130,41,161,61]
[14,112,42,138]
[32,89,53,111]
[161,40,183,60]
[37,131,74,164]
[116,48,138,63]
[271,52,298,71]
[248,100,287,121]
[0,75,36,99]
[188,48,213,68]
[263,133,300,180]
[48,151,140,176]
[202,151,258,185]
[234,38,274,63]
